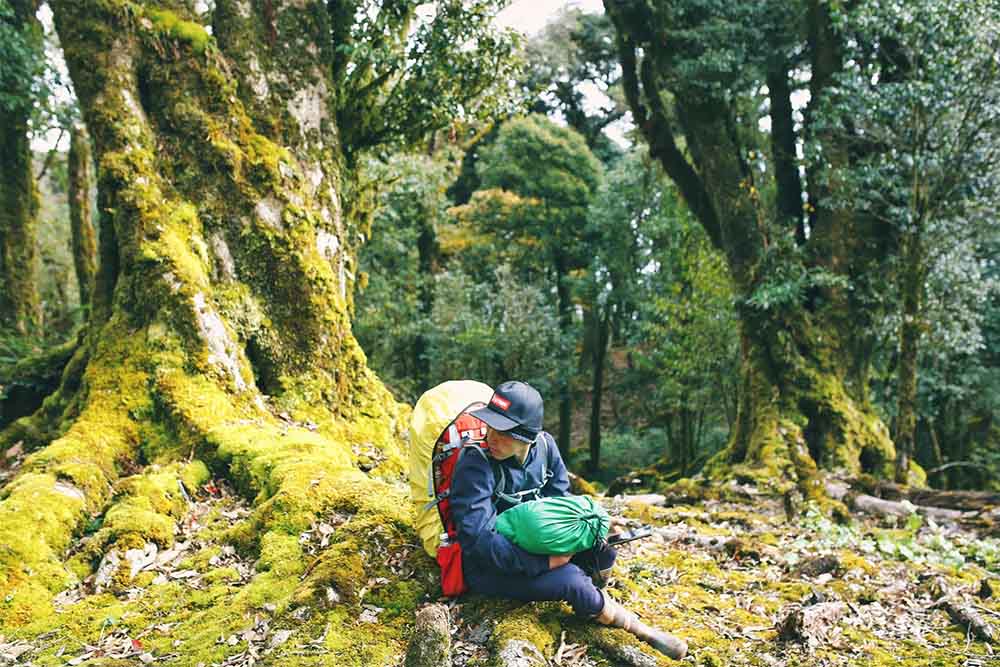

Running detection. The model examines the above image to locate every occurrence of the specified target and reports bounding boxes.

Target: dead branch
[931,598,997,644]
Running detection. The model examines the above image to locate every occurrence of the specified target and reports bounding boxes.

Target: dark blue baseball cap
[470,380,544,443]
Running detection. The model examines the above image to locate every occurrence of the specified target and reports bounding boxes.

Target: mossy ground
[3,460,999,666]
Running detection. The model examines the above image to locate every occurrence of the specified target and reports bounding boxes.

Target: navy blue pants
[465,544,616,617]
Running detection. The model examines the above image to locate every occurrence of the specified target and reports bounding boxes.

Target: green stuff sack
[495,496,609,555]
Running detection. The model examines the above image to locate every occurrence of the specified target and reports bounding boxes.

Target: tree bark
[0,0,402,627]
[68,123,97,308]
[554,250,573,464]
[588,306,610,473]
[0,0,42,335]
[895,230,923,483]
[414,213,437,393]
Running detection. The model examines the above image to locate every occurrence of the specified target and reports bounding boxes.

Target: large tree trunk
[68,122,97,308]
[0,0,42,335]
[604,0,900,492]
[0,0,405,635]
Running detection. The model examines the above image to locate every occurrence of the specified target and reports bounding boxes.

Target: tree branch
[611,28,722,249]
[767,58,804,243]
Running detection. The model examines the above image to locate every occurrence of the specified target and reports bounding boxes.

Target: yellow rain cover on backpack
[410,380,493,557]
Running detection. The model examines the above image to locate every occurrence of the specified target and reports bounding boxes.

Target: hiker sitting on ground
[450,380,686,660]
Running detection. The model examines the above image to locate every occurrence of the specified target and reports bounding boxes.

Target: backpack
[410,381,492,596]
[409,380,554,597]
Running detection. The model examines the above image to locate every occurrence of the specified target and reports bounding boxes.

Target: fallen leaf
[269,630,292,648]
[169,570,200,579]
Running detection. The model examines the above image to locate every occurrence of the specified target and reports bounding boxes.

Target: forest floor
[2,438,1000,667]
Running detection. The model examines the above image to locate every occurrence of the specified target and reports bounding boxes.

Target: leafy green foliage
[334,0,524,156]
[583,150,737,471]
[521,8,624,162]
[353,154,451,400]
[467,114,603,275]
[424,265,570,399]
[815,0,1000,480]
[745,235,849,312]
[0,0,76,138]
[354,148,572,404]
[0,0,43,116]
[793,504,1000,573]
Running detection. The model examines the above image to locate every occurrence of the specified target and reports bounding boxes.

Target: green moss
[490,602,562,661]
[294,543,363,606]
[146,8,210,53]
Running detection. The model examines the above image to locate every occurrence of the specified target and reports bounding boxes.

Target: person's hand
[608,517,627,537]
[549,554,572,569]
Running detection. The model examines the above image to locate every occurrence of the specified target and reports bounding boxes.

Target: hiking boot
[595,590,687,660]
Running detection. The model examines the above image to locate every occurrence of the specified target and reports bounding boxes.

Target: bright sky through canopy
[496,0,604,35]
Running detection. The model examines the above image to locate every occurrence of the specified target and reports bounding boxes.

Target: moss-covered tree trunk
[0,0,409,635]
[604,0,902,492]
[68,122,97,308]
[0,0,42,335]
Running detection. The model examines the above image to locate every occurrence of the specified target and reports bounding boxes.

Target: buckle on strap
[423,488,450,510]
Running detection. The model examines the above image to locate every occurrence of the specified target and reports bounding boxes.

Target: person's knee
[556,564,603,617]
[597,545,617,570]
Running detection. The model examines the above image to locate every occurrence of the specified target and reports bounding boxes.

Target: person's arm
[450,448,551,576]
[540,433,571,497]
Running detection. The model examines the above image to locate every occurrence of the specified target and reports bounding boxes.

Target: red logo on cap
[491,395,511,411]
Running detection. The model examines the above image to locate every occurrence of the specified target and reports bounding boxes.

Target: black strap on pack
[489,432,555,507]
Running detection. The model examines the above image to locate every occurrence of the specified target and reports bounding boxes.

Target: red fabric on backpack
[433,412,487,597]
[436,541,466,596]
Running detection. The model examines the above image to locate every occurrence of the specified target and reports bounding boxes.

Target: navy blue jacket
[450,432,571,577]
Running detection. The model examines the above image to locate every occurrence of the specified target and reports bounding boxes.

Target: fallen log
[931,597,997,644]
[826,481,973,523]
[849,477,1000,512]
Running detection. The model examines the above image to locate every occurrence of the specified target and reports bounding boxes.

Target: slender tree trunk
[587,306,610,473]
[413,215,437,392]
[1,0,402,627]
[0,0,42,335]
[895,229,924,483]
[766,57,804,243]
[679,404,691,476]
[554,252,573,464]
[68,123,97,308]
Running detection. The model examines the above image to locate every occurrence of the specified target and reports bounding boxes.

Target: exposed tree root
[0,333,85,448]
